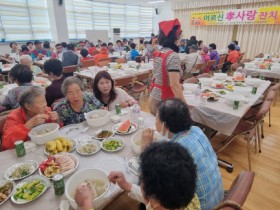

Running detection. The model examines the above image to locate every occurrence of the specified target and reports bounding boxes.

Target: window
[0,0,51,42]
[65,0,154,39]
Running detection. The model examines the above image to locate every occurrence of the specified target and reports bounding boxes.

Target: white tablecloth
[74,64,153,81]
[240,67,280,80]
[0,110,155,210]
[185,80,271,136]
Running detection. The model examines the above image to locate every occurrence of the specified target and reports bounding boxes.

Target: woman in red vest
[149,19,187,115]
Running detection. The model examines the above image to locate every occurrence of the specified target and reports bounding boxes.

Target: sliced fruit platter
[113,120,138,135]
[39,153,79,179]
[212,83,225,89]
[44,137,76,156]
[4,160,38,181]
[232,75,245,82]
[0,180,15,205]
[11,175,50,204]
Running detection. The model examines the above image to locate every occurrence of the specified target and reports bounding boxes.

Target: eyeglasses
[67,90,82,97]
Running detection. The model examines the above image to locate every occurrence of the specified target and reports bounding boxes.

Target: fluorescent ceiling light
[148,0,165,4]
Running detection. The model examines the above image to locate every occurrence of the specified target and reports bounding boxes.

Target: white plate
[44,138,77,156]
[4,160,39,181]
[11,175,50,204]
[93,129,114,140]
[112,122,138,135]
[76,140,101,156]
[101,138,124,152]
[0,180,16,205]
[39,153,79,179]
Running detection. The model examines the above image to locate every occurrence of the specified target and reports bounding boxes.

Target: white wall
[153,2,174,34]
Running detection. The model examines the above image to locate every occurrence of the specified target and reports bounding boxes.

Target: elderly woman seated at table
[54,76,103,126]
[0,64,33,112]
[19,54,45,77]
[2,86,59,150]
[93,71,135,111]
[75,142,200,210]
[141,99,224,210]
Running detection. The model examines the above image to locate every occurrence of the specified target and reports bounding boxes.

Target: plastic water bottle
[194,83,201,101]
[131,102,141,124]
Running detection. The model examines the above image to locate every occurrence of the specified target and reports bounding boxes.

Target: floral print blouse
[54,92,103,126]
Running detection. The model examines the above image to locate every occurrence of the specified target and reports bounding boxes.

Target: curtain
[175,6,236,52]
[236,1,280,58]
[172,0,276,10]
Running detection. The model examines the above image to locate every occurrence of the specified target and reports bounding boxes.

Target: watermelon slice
[118,120,131,133]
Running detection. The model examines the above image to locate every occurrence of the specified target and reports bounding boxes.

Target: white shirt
[128,184,145,204]
[181,52,203,73]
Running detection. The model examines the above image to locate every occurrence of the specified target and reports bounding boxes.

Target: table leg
[203,125,234,173]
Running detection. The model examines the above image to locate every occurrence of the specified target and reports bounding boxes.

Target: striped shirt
[171,126,224,210]
[150,47,182,101]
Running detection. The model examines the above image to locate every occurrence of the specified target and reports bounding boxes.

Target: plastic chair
[115,76,135,95]
[216,55,227,71]
[212,171,255,210]
[0,114,9,151]
[191,63,204,75]
[63,65,78,77]
[81,59,95,68]
[202,60,216,73]
[217,100,272,170]
[115,58,126,64]
[132,71,152,99]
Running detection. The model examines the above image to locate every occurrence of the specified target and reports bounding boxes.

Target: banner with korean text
[190,7,280,26]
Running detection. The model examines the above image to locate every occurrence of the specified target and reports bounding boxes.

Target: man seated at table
[79,41,86,49]
[55,43,63,59]
[122,39,130,52]
[62,43,81,67]
[75,142,200,210]
[80,49,93,62]
[43,41,56,58]
[181,45,203,78]
[43,59,66,107]
[26,41,34,51]
[141,99,224,210]
[94,47,109,64]
[222,44,240,73]
[179,39,187,53]
[114,40,124,53]
[108,42,115,54]
[0,64,33,112]
[143,41,154,59]
[19,55,46,77]
[2,86,59,150]
[126,43,140,61]
[30,40,47,61]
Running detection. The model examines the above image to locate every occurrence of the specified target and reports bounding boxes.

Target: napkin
[60,200,70,210]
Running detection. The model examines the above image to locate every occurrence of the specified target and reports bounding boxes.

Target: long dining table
[185,77,271,136]
[74,63,153,82]
[0,110,156,210]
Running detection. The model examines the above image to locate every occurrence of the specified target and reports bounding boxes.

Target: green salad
[103,140,122,151]
[13,180,45,201]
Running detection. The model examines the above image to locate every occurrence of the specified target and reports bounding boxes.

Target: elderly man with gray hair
[19,54,45,77]
[53,76,103,126]
[181,45,203,79]
[2,86,59,150]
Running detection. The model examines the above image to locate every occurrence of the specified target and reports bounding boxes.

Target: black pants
[222,61,233,73]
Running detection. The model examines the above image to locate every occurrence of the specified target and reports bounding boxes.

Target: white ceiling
[91,0,171,6]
